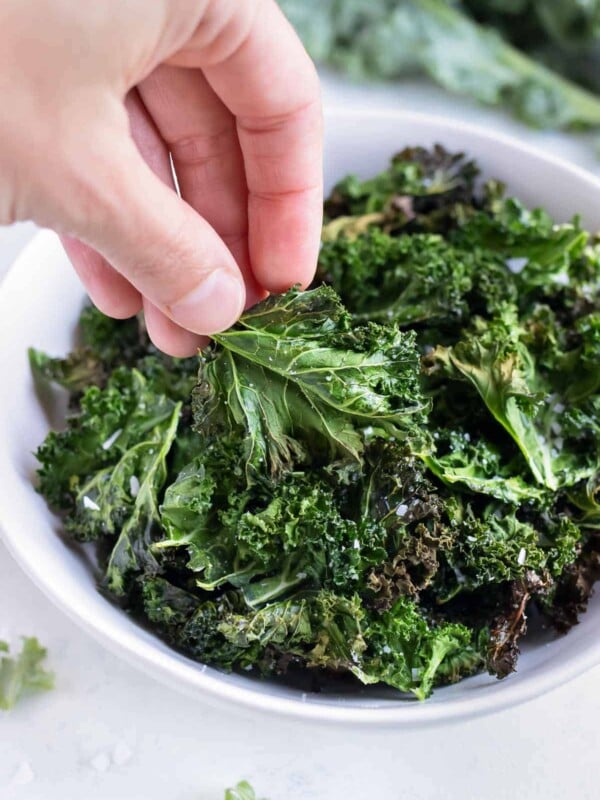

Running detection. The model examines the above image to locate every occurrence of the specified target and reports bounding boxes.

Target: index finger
[175,0,323,293]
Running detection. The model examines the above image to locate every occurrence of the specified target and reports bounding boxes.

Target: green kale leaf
[318,228,516,328]
[425,305,599,491]
[280,0,600,131]
[194,286,426,478]
[224,782,264,800]
[0,638,54,711]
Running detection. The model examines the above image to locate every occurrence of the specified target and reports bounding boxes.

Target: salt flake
[129,475,140,498]
[83,496,100,511]
[89,752,111,773]
[101,428,122,450]
[11,761,35,786]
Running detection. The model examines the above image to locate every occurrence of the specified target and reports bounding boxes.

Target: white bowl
[1,109,600,727]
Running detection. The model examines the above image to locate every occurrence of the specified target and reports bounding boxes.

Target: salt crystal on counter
[89,752,111,773]
[112,740,133,767]
[11,760,35,786]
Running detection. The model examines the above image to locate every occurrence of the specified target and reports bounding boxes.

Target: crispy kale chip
[324,145,479,222]
[194,285,427,479]
[318,228,516,328]
[33,146,600,700]
[0,638,54,711]
[36,368,183,593]
[425,304,600,491]
[30,305,197,402]
[142,579,483,700]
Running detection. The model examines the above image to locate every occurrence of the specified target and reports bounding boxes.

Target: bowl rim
[2,107,600,728]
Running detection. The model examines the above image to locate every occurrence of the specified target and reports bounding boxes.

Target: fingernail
[170,271,245,334]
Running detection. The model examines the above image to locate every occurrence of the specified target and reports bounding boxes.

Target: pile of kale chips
[32,146,600,700]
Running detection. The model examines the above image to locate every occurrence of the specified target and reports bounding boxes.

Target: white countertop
[1,73,600,800]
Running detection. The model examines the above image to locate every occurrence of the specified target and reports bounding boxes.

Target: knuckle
[169,124,237,167]
[187,0,263,65]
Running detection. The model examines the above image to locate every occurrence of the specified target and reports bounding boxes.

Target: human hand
[0,0,322,355]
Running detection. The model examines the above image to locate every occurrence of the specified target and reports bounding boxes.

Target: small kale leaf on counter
[224,782,265,800]
[0,638,54,711]
[32,145,600,700]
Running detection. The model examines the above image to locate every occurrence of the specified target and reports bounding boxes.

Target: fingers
[58,103,246,338]
[61,89,178,324]
[61,234,142,319]
[61,90,172,323]
[142,296,206,357]
[182,0,323,293]
[138,65,265,308]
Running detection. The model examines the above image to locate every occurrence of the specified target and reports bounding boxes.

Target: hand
[0,0,323,355]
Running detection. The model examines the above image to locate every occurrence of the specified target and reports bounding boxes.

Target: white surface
[1,75,600,797]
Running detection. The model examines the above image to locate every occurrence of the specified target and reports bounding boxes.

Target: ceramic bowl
[1,109,600,726]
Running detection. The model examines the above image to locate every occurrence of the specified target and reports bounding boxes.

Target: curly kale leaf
[541,540,600,633]
[425,305,600,491]
[149,583,483,700]
[318,228,518,329]
[423,427,546,505]
[194,286,426,478]
[158,438,258,592]
[103,401,180,595]
[220,592,484,700]
[29,307,144,395]
[0,638,54,711]
[36,368,183,594]
[30,305,197,403]
[361,443,458,605]
[159,448,388,606]
[569,474,600,530]
[438,503,581,602]
[37,368,179,518]
[453,191,588,295]
[324,145,478,221]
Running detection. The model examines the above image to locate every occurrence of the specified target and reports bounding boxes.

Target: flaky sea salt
[101,428,122,451]
[82,496,100,511]
[89,752,111,773]
[129,475,140,498]
[112,741,133,767]
[506,257,528,273]
[11,761,35,786]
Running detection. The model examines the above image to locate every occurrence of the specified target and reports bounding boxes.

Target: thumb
[63,124,246,336]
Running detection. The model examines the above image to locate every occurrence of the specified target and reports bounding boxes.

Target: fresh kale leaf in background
[32,145,600,699]
[278,0,600,133]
